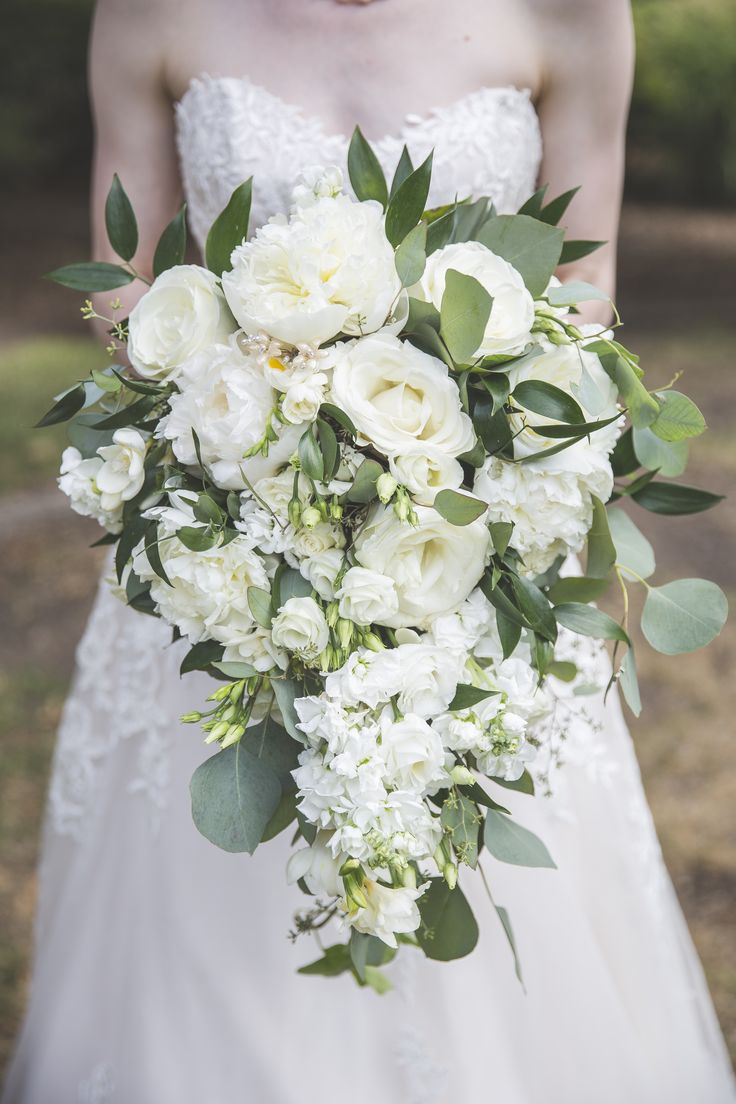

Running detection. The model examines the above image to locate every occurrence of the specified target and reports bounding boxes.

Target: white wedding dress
[4,78,735,1104]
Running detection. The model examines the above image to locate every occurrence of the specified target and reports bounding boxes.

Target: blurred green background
[0,0,734,1079]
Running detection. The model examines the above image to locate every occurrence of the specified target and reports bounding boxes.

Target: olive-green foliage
[630,0,736,203]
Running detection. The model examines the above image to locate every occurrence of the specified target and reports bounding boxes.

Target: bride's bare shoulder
[91,0,202,99]
[527,0,633,46]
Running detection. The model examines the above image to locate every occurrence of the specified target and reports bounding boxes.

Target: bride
[4,0,735,1101]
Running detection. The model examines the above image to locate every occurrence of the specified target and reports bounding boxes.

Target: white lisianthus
[336,567,399,627]
[286,832,343,897]
[428,588,495,657]
[329,332,475,459]
[95,428,148,509]
[222,193,401,346]
[291,521,345,562]
[58,448,123,531]
[507,342,621,457]
[393,643,464,718]
[379,713,448,794]
[411,241,535,357]
[353,504,491,629]
[271,596,329,660]
[474,450,614,575]
[299,548,344,600]
[388,447,465,506]
[127,265,233,380]
[347,880,426,948]
[157,337,300,490]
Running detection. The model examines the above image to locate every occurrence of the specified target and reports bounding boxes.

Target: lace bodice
[175,75,542,248]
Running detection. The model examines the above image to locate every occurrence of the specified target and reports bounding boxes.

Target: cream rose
[412,241,534,357]
[127,265,233,380]
[329,332,475,459]
[336,566,400,626]
[388,447,464,506]
[378,713,448,794]
[95,428,148,510]
[222,193,401,346]
[353,504,491,629]
[271,597,329,660]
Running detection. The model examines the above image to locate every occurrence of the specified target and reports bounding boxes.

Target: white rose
[474,450,614,575]
[394,643,464,718]
[353,504,491,629]
[412,241,534,357]
[157,336,301,490]
[58,447,122,532]
[379,713,448,793]
[347,881,425,948]
[507,342,621,457]
[299,548,344,600]
[291,521,345,562]
[127,265,233,380]
[222,193,401,346]
[271,596,329,660]
[389,447,464,506]
[94,428,148,511]
[336,567,399,626]
[329,332,475,459]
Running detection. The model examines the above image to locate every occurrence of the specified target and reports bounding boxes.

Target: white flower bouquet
[43,132,727,988]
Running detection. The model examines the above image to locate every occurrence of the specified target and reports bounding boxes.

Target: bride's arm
[88,0,183,340]
[534,0,635,325]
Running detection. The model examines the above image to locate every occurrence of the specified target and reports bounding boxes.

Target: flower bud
[221,723,246,748]
[337,618,354,650]
[287,498,302,527]
[402,865,418,889]
[362,631,385,653]
[450,764,475,787]
[443,863,458,890]
[301,506,322,529]
[376,471,398,504]
[180,711,202,724]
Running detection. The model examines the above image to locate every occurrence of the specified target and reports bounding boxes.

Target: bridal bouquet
[43,132,727,990]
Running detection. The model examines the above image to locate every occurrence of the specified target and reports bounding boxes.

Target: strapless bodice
[175,75,542,249]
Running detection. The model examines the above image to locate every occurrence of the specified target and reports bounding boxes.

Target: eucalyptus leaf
[346,458,383,504]
[298,944,353,978]
[433,489,488,526]
[247,585,274,629]
[632,426,688,478]
[483,810,556,868]
[261,789,298,842]
[441,794,482,868]
[547,575,610,604]
[271,677,303,742]
[618,649,642,716]
[649,390,706,442]
[298,427,324,482]
[607,508,655,580]
[417,878,479,961]
[546,280,610,307]
[641,579,727,655]
[477,214,564,297]
[190,743,282,854]
[394,222,427,287]
[495,904,524,985]
[439,269,493,364]
[277,567,314,605]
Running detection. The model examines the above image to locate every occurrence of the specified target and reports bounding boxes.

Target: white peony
[507,342,621,458]
[336,567,399,627]
[379,713,448,794]
[222,193,401,346]
[271,596,329,660]
[329,332,475,459]
[411,241,535,358]
[94,428,148,510]
[347,880,425,948]
[474,449,614,575]
[389,446,464,506]
[127,265,233,380]
[353,504,491,629]
[157,336,300,490]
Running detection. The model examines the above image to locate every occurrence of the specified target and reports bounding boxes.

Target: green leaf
[298,426,324,482]
[473,400,513,455]
[618,649,642,716]
[319,402,357,437]
[35,383,86,427]
[495,903,524,984]
[496,609,522,658]
[180,640,225,675]
[607,507,655,580]
[153,205,187,277]
[482,374,511,415]
[433,489,488,526]
[271,677,303,742]
[192,494,222,526]
[559,239,605,264]
[510,575,558,642]
[547,660,578,682]
[45,262,135,292]
[491,770,535,796]
[176,526,219,552]
[546,280,609,308]
[394,222,427,287]
[632,426,688,477]
[347,127,389,207]
[547,575,610,604]
[212,661,257,679]
[489,521,513,558]
[611,428,639,477]
[105,174,138,261]
[316,418,340,480]
[517,185,548,217]
[417,878,479,961]
[448,684,500,711]
[190,743,282,854]
[261,789,298,842]
[539,186,579,226]
[390,145,414,199]
[247,585,274,628]
[346,458,383,504]
[586,496,616,579]
[439,269,493,363]
[384,152,433,248]
[205,179,253,276]
[631,481,724,516]
[649,390,706,442]
[641,579,728,655]
[349,931,394,982]
[364,964,393,995]
[477,214,564,297]
[441,794,482,868]
[277,567,314,605]
[597,350,659,428]
[524,412,621,440]
[483,810,556,868]
[513,380,584,425]
[405,295,441,334]
[298,943,353,978]
[554,603,630,644]
[144,532,171,587]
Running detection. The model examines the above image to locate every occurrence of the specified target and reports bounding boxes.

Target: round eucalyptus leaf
[417,878,479,961]
[641,579,728,655]
[607,507,655,580]
[190,744,281,854]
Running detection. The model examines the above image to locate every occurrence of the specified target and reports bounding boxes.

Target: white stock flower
[222,193,401,346]
[507,342,621,458]
[353,504,491,629]
[58,448,122,531]
[347,881,425,948]
[281,372,330,425]
[271,596,329,660]
[474,450,614,575]
[325,649,402,710]
[157,336,300,490]
[127,265,233,380]
[336,567,399,626]
[428,588,495,657]
[94,428,147,510]
[379,713,448,794]
[412,241,534,357]
[389,447,464,506]
[329,332,474,459]
[291,165,345,208]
